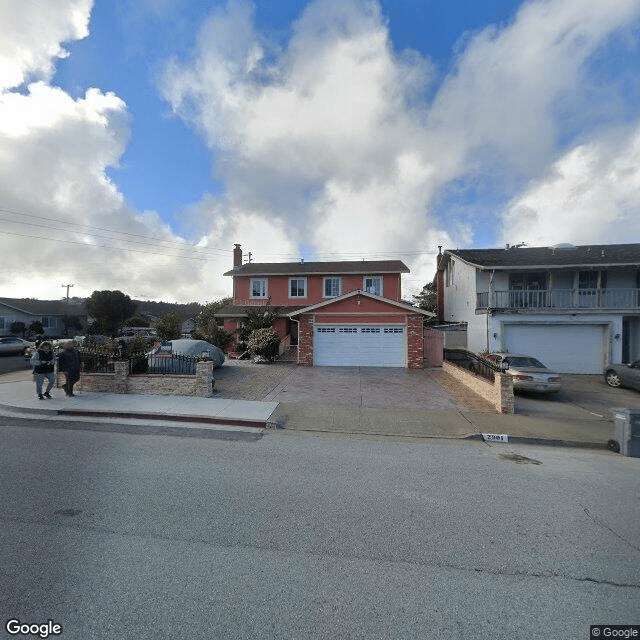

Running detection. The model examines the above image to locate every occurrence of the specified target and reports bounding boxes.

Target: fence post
[114,360,128,394]
[195,360,214,397]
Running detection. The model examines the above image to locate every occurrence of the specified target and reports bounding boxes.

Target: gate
[423,329,444,367]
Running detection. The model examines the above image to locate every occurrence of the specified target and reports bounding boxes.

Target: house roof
[0,297,85,316]
[214,305,307,318]
[287,290,434,317]
[439,243,640,270]
[223,259,410,277]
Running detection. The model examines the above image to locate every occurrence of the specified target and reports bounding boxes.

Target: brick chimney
[233,244,242,269]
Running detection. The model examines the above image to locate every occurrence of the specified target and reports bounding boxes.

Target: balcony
[476,289,640,311]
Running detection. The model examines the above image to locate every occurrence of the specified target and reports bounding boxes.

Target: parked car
[604,361,640,391]
[487,353,562,393]
[0,336,35,356]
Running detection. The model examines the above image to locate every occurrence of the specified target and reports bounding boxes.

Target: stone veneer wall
[442,361,514,414]
[406,315,424,370]
[67,360,214,397]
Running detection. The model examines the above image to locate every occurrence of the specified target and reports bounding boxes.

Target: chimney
[233,244,242,269]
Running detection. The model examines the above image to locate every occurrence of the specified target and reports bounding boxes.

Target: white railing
[477,288,640,310]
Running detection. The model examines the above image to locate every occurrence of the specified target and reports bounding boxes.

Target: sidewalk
[0,370,614,448]
[0,370,278,429]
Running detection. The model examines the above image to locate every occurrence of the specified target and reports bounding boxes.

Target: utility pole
[62,284,74,337]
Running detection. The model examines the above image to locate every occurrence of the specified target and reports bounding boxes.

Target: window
[324,277,341,297]
[360,327,381,333]
[250,278,267,298]
[363,276,382,296]
[41,317,50,328]
[384,327,404,333]
[317,327,335,333]
[289,278,307,298]
[0,317,4,330]
[338,327,357,333]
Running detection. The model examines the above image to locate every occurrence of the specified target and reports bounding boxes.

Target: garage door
[314,326,407,367]
[503,324,606,374]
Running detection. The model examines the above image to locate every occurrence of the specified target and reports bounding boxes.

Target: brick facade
[442,361,514,414]
[297,315,314,366]
[407,315,425,370]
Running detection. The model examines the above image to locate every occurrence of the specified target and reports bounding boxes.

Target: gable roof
[0,297,85,316]
[439,243,640,270]
[224,259,409,277]
[287,289,434,317]
[214,304,307,318]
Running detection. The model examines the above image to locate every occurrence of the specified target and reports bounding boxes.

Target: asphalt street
[0,417,638,640]
[0,355,28,375]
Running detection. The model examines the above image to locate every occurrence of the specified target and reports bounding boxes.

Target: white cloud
[0,0,92,91]
[500,119,640,246]
[162,0,640,294]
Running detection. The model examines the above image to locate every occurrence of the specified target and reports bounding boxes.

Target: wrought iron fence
[444,349,507,382]
[79,349,115,373]
[129,352,199,375]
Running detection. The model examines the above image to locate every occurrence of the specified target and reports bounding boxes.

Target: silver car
[0,336,35,356]
[488,353,562,393]
[604,361,640,391]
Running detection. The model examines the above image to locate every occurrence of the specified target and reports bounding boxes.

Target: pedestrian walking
[30,341,56,400]
[58,340,81,397]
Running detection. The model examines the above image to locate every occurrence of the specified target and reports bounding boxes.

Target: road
[0,417,638,640]
[0,355,28,375]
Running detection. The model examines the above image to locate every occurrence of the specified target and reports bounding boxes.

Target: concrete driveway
[214,361,493,411]
[515,374,640,421]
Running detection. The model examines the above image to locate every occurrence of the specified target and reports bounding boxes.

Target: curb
[467,433,607,450]
[0,402,267,429]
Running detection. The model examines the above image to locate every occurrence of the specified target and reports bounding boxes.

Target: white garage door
[503,324,606,374]
[314,326,407,367]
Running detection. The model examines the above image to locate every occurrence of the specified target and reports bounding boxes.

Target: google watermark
[5,619,62,638]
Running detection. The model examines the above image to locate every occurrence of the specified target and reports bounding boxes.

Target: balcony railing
[477,288,640,310]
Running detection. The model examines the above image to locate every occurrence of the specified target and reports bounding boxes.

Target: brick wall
[442,361,514,414]
[73,360,214,397]
[407,315,424,369]
[297,315,314,365]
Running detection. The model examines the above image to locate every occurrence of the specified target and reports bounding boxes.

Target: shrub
[247,328,281,361]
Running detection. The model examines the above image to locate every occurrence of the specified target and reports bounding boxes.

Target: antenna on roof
[244,252,252,264]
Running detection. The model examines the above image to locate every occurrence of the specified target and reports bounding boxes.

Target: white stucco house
[434,243,640,374]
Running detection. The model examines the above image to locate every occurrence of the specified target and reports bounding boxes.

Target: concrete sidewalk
[269,402,615,448]
[0,370,278,429]
[0,370,615,448]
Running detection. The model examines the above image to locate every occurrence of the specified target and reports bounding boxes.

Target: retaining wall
[442,361,514,414]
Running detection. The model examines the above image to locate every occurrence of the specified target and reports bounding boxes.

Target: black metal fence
[443,349,507,382]
[79,349,115,373]
[129,352,199,375]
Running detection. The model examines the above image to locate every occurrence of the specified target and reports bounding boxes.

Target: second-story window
[289,278,307,298]
[324,277,341,297]
[364,276,382,296]
[250,278,267,298]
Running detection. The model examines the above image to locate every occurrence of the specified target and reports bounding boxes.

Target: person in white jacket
[30,342,57,399]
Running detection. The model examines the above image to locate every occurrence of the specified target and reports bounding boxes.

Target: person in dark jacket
[30,341,56,399]
[58,340,81,397]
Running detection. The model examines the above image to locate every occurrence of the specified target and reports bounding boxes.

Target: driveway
[514,374,640,421]
[214,361,494,412]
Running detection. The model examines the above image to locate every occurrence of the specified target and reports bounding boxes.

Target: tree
[154,310,182,341]
[28,321,44,336]
[122,315,150,328]
[85,290,136,335]
[62,315,83,337]
[413,281,438,314]
[10,321,26,337]
[195,298,233,332]
[236,304,281,347]
[247,328,281,361]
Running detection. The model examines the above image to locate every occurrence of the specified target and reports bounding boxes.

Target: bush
[247,328,281,361]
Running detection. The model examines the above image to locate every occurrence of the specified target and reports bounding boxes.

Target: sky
[0,0,639,303]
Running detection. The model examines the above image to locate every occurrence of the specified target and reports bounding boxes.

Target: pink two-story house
[216,245,432,368]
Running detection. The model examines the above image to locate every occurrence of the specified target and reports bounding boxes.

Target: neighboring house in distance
[0,298,86,337]
[434,243,640,373]
[181,318,196,335]
[215,244,433,368]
